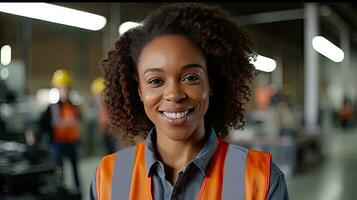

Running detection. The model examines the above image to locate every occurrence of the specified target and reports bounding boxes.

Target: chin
[159,125,200,141]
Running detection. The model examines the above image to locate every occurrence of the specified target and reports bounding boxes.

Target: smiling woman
[89,3,289,200]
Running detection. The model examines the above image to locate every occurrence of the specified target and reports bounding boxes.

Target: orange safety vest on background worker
[93,138,271,200]
[51,102,81,143]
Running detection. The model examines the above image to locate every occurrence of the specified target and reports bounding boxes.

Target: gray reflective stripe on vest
[50,104,61,126]
[222,144,248,200]
[111,146,136,199]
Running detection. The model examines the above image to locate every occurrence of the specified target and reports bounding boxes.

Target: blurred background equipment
[0,140,59,199]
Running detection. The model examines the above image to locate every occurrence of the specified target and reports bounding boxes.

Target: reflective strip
[196,139,229,200]
[111,146,136,199]
[96,153,116,200]
[129,142,153,200]
[245,149,272,200]
[222,144,247,200]
[50,104,61,126]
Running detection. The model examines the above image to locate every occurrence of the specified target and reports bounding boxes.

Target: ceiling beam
[236,9,304,25]
[235,7,332,26]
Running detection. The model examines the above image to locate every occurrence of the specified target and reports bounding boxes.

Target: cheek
[189,86,210,107]
[142,92,158,106]
[140,87,161,110]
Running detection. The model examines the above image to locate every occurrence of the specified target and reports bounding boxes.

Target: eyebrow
[143,64,205,76]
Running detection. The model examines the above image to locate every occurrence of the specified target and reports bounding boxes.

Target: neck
[155,127,206,183]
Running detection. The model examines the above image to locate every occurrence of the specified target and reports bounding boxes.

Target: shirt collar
[145,128,159,177]
[145,127,217,177]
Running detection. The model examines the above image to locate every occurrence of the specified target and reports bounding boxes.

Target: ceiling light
[1,45,11,65]
[48,88,60,104]
[119,21,141,35]
[312,36,344,62]
[251,55,277,72]
[0,67,9,80]
[0,3,106,31]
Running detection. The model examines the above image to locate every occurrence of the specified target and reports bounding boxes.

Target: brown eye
[183,75,200,82]
[148,78,164,87]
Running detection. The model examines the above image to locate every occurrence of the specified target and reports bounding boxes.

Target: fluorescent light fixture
[1,45,11,65]
[119,21,141,35]
[36,89,50,105]
[0,67,9,80]
[0,3,106,31]
[312,36,344,62]
[48,88,60,104]
[251,55,277,72]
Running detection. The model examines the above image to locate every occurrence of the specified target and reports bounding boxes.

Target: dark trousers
[50,143,81,192]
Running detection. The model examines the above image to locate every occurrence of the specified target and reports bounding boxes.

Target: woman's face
[137,34,210,142]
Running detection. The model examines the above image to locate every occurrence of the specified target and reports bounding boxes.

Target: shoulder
[267,162,289,199]
[226,142,286,184]
[224,140,249,157]
[115,144,138,157]
[98,143,138,166]
[226,141,249,153]
[269,162,287,187]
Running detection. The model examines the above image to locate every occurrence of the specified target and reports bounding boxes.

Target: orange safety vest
[51,103,81,143]
[95,138,271,200]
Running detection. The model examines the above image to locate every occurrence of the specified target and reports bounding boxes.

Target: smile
[163,110,189,119]
[159,108,194,125]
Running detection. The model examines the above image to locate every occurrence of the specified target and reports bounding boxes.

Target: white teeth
[163,110,189,119]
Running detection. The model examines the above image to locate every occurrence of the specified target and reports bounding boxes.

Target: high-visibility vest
[51,103,81,143]
[95,138,271,200]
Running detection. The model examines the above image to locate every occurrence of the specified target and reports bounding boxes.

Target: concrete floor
[62,122,357,200]
[286,126,357,200]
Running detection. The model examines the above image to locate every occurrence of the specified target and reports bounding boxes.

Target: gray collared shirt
[145,128,217,200]
[145,128,289,200]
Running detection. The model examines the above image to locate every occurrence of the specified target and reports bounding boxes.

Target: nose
[163,81,186,103]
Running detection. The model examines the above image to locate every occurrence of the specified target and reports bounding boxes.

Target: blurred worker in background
[33,69,82,195]
[91,76,117,154]
[338,97,354,129]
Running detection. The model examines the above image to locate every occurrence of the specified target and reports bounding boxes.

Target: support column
[20,18,32,96]
[102,3,121,56]
[271,43,283,91]
[340,28,350,99]
[304,3,319,133]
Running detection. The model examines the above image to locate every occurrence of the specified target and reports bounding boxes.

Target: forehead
[137,34,206,72]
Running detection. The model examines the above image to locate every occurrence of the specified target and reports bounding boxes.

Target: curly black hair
[102,3,257,142]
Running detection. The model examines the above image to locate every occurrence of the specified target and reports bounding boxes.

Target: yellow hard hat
[91,76,105,95]
[51,69,72,87]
